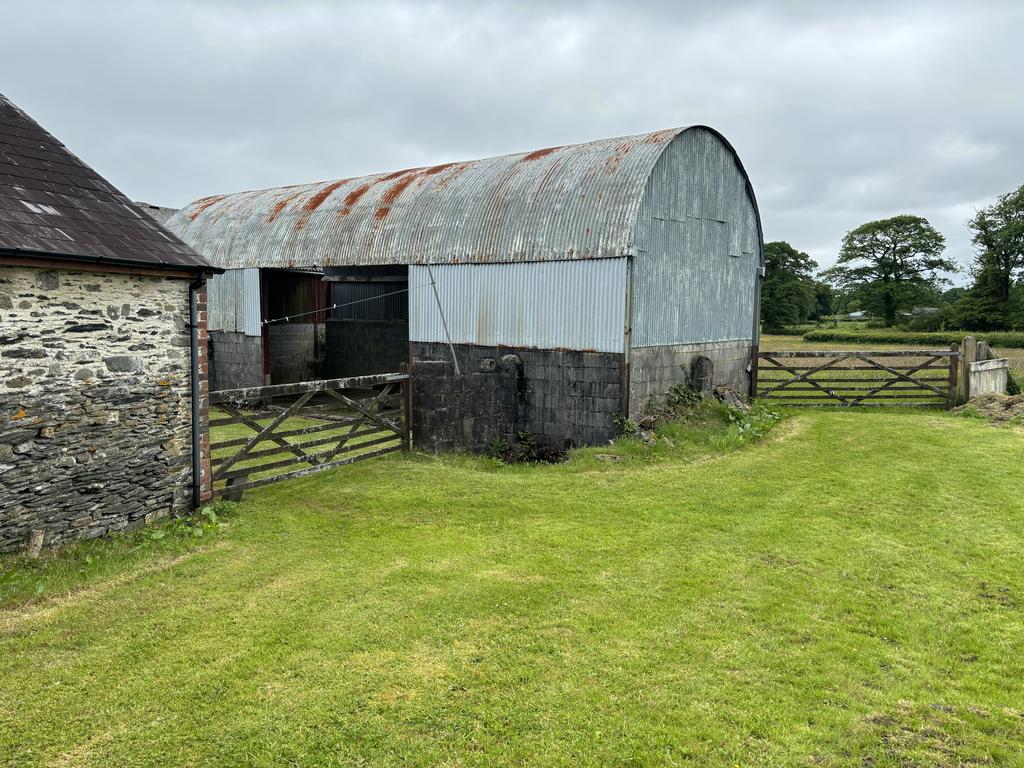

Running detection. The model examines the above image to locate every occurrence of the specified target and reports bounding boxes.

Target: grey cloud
[3,0,1022,279]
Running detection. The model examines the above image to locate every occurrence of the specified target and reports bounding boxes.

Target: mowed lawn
[2,411,1024,766]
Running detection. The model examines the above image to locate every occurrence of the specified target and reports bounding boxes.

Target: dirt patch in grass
[954,393,1024,423]
[859,700,1023,766]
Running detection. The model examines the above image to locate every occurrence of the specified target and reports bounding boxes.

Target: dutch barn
[0,93,218,554]
[167,126,763,451]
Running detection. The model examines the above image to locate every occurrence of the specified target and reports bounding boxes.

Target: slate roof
[134,201,180,226]
[0,93,212,271]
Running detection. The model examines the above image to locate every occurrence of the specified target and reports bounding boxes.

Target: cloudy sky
[4,0,1022,277]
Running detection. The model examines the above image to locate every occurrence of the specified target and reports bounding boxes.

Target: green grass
[2,410,1024,766]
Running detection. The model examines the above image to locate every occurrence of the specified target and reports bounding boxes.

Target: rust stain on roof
[522,146,561,162]
[641,128,679,145]
[373,173,419,223]
[604,141,633,173]
[338,181,373,216]
[266,189,305,224]
[187,194,226,220]
[303,180,348,213]
[422,162,457,176]
[380,174,417,207]
[380,167,419,181]
[433,161,473,190]
[294,180,349,230]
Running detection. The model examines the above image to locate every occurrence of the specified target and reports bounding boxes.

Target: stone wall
[324,319,408,378]
[628,339,752,416]
[411,341,623,452]
[209,331,264,391]
[267,323,318,384]
[0,264,209,554]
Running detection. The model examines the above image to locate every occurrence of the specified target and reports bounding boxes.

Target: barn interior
[322,265,409,378]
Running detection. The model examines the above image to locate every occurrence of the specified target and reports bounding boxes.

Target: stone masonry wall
[267,323,318,384]
[411,341,624,452]
[324,319,408,379]
[209,330,264,391]
[628,339,752,417]
[0,264,208,554]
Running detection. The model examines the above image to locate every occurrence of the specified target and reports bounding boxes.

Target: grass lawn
[2,409,1024,766]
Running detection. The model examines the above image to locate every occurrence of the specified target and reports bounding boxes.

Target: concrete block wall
[324,319,408,378]
[267,323,318,384]
[209,330,264,391]
[0,265,207,554]
[411,341,623,452]
[629,339,752,416]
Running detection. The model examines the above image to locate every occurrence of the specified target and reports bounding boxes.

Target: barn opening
[205,267,329,390]
[322,265,409,379]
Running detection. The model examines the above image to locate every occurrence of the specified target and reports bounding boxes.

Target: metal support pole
[425,263,460,375]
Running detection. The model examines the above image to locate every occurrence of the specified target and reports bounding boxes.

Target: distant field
[761,334,1024,376]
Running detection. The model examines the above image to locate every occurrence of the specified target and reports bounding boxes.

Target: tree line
[760,183,1024,333]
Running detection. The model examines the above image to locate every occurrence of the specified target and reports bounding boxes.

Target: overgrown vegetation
[0,501,237,608]
[486,432,567,464]
[2,411,1022,765]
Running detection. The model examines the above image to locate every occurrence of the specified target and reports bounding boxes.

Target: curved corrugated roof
[166,126,751,269]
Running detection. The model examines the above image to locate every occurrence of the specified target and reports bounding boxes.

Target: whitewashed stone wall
[0,265,196,553]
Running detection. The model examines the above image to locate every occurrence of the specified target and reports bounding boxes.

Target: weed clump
[487,432,567,465]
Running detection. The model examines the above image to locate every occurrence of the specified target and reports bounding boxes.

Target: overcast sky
[4,0,1022,278]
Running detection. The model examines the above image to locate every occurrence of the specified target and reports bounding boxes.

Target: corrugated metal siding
[331,282,408,321]
[632,128,762,347]
[206,267,260,335]
[409,259,627,353]
[165,129,684,270]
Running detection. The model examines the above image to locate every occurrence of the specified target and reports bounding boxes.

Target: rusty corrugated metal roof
[0,93,212,271]
[166,127,689,269]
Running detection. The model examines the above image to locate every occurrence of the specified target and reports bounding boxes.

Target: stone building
[167,126,764,452]
[0,94,217,554]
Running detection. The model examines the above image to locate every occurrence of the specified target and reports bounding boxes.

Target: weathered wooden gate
[754,349,959,407]
[209,373,410,498]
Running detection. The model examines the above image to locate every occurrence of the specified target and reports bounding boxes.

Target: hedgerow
[802,329,1024,348]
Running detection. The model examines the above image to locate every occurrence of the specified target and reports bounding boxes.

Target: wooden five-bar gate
[209,373,410,499]
[754,348,960,408]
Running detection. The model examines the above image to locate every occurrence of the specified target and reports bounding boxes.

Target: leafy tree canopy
[959,183,1024,329]
[821,215,956,326]
[760,241,817,332]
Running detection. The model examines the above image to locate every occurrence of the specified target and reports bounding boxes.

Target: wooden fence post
[958,336,976,404]
[948,342,959,409]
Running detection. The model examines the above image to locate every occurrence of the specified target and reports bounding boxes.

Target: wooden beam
[212,391,315,480]
[212,445,401,496]
[211,373,409,404]
[759,350,957,359]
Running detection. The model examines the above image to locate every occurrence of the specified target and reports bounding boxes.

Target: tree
[810,280,834,321]
[962,183,1024,329]
[760,241,817,332]
[820,215,956,326]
